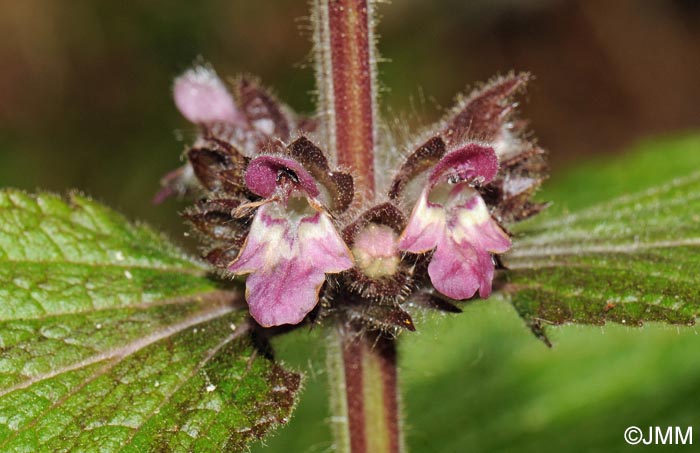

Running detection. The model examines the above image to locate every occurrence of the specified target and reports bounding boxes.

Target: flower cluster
[158,65,547,331]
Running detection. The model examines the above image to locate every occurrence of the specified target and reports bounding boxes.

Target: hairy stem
[314,0,400,450]
[327,327,402,453]
[327,328,352,451]
[313,0,378,199]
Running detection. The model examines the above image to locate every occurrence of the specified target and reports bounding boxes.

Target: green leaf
[503,134,700,336]
[0,190,301,452]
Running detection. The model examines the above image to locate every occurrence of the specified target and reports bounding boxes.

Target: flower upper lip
[244,155,321,200]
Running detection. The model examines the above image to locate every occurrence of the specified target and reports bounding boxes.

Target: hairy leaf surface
[503,135,700,336]
[0,190,300,452]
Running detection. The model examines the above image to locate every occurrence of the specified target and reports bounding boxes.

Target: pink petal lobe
[299,212,354,272]
[354,223,397,258]
[428,236,481,300]
[245,155,320,198]
[451,194,511,253]
[244,259,326,327]
[228,204,352,327]
[397,191,445,253]
[427,192,510,299]
[228,206,286,274]
[173,66,242,124]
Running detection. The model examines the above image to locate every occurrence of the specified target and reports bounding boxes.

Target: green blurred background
[2,0,700,451]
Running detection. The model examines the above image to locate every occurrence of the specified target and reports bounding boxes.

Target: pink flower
[229,155,354,327]
[173,66,244,125]
[398,144,511,300]
[352,223,400,279]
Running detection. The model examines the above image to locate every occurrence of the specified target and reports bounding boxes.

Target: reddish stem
[336,329,402,453]
[316,0,377,200]
[315,1,401,451]
[342,334,367,452]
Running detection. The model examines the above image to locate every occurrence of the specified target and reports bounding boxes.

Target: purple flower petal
[298,212,355,271]
[428,235,484,300]
[229,203,353,327]
[352,223,400,278]
[429,143,499,186]
[173,66,243,125]
[397,191,444,253]
[398,144,510,300]
[450,194,511,254]
[243,259,327,327]
[228,208,285,274]
[244,155,320,198]
[427,195,509,299]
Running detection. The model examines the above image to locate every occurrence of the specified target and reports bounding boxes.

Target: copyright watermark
[624,426,693,445]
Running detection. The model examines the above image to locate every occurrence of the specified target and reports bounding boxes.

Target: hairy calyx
[159,66,547,331]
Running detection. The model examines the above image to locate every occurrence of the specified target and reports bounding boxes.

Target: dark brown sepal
[287,136,355,213]
[343,297,416,333]
[340,267,415,302]
[440,72,530,146]
[202,135,251,166]
[187,145,251,197]
[182,198,250,243]
[203,246,240,269]
[480,146,549,223]
[410,292,463,313]
[343,202,407,242]
[388,136,446,200]
[235,77,294,142]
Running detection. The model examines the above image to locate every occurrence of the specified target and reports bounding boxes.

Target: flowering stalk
[160,0,547,450]
[327,328,402,453]
[333,329,402,452]
[314,0,377,198]
[313,1,403,451]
